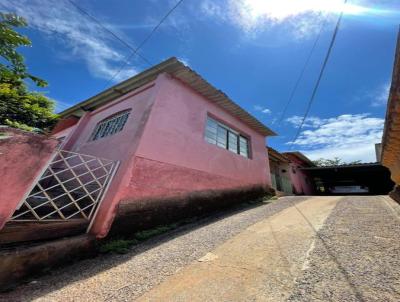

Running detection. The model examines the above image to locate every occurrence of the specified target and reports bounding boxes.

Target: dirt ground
[2,195,400,302]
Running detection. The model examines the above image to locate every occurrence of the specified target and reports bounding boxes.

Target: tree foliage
[0,82,57,130]
[312,157,362,167]
[0,12,58,131]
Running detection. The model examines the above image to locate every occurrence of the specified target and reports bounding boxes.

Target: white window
[89,110,130,141]
[205,116,250,158]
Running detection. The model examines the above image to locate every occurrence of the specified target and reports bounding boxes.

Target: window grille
[11,150,119,222]
[90,110,130,141]
[205,116,250,158]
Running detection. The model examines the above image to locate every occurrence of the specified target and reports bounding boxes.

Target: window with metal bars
[205,116,250,158]
[89,110,131,141]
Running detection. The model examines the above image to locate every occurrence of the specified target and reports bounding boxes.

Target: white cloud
[254,105,271,114]
[370,82,390,107]
[177,57,190,66]
[200,0,378,39]
[301,144,379,163]
[286,116,325,128]
[286,114,384,162]
[2,0,139,82]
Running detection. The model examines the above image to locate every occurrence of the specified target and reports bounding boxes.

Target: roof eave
[58,57,178,117]
[283,151,315,167]
[59,57,276,137]
[267,147,290,163]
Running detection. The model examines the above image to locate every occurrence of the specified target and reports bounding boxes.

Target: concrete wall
[60,82,160,237]
[68,84,156,161]
[97,74,270,237]
[130,73,270,201]
[286,156,314,195]
[0,234,96,291]
[0,127,58,231]
[269,160,292,194]
[52,74,271,237]
[52,124,76,140]
[51,116,79,135]
[110,74,271,235]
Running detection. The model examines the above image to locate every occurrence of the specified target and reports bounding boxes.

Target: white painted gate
[11,150,119,223]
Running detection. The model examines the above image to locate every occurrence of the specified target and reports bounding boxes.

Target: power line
[104,0,185,87]
[67,0,153,67]
[276,17,327,127]
[290,0,347,148]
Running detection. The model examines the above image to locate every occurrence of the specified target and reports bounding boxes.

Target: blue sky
[2,0,400,162]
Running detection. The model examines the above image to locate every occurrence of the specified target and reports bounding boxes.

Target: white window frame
[204,116,250,158]
[89,110,131,141]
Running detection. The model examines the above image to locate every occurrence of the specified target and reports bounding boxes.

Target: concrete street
[2,196,400,301]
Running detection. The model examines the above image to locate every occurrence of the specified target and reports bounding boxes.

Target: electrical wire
[276,17,327,126]
[103,0,185,87]
[67,0,153,67]
[290,0,347,148]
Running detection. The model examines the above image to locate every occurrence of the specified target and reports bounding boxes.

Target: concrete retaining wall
[110,185,271,235]
[0,127,58,231]
[0,235,96,292]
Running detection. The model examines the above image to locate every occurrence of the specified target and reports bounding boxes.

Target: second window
[205,116,250,158]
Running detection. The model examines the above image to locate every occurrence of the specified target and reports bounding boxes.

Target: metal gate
[11,150,119,222]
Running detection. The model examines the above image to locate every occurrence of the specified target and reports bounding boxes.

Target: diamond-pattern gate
[11,150,118,222]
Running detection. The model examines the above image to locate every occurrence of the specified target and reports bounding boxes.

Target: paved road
[2,196,400,301]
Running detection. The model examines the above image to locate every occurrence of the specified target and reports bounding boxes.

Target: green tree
[312,157,362,167]
[0,12,58,131]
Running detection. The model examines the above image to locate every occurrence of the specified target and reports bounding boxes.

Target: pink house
[282,152,314,195]
[2,58,276,240]
[267,147,293,195]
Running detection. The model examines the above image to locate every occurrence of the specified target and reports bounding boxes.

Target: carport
[302,163,394,195]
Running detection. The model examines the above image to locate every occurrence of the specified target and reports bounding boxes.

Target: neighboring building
[267,148,314,196]
[267,147,293,194]
[282,152,315,195]
[375,143,382,162]
[303,162,394,195]
[1,58,276,240]
[381,32,400,202]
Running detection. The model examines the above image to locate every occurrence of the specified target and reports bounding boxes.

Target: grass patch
[99,239,139,254]
[134,223,178,241]
[99,222,182,254]
[262,194,274,202]
[245,194,274,205]
[99,193,274,254]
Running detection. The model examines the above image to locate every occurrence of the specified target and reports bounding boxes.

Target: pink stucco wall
[286,156,314,195]
[0,128,58,231]
[269,159,291,193]
[123,156,248,200]
[51,116,79,135]
[54,74,271,237]
[52,125,75,140]
[135,74,270,190]
[60,82,160,237]
[67,83,156,160]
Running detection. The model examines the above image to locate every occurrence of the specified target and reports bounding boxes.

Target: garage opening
[302,163,394,195]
